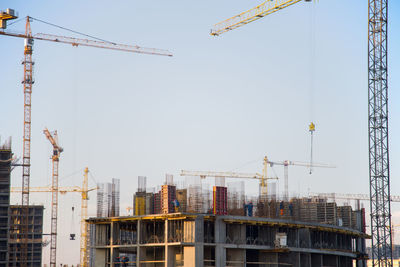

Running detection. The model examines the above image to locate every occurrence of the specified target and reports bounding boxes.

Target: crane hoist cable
[308,4,317,176]
[70,206,76,240]
[309,122,315,174]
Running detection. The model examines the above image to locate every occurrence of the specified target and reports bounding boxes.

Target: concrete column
[137,220,141,267]
[194,216,204,267]
[167,246,175,267]
[165,219,168,267]
[215,246,226,267]
[110,222,114,267]
[215,217,226,267]
[240,224,246,244]
[214,217,226,243]
[138,247,146,267]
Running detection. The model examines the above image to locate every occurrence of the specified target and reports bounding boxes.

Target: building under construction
[0,139,44,267]
[8,205,44,267]
[97,179,120,218]
[0,139,11,267]
[88,176,368,266]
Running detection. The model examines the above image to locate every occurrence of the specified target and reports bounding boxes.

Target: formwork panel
[213,186,227,215]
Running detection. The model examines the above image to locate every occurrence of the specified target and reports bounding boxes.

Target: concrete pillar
[215,246,226,267]
[215,217,226,267]
[214,217,226,243]
[167,246,175,267]
[240,224,246,244]
[138,247,146,267]
[137,220,141,267]
[165,219,168,267]
[194,216,204,267]
[110,222,114,267]
[296,252,301,267]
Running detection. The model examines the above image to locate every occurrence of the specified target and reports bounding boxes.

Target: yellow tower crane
[181,156,278,201]
[80,167,89,267]
[210,0,309,36]
[182,156,335,201]
[266,157,335,201]
[0,10,172,267]
[11,167,96,267]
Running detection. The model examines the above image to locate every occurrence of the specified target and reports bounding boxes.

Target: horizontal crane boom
[10,186,98,193]
[0,30,173,56]
[181,170,263,179]
[211,0,304,36]
[268,160,335,168]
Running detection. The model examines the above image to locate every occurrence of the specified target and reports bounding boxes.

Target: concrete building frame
[88,213,367,267]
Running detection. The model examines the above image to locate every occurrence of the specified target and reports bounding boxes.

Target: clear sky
[1,0,400,265]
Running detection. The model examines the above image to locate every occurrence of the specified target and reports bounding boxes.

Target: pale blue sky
[1,0,400,265]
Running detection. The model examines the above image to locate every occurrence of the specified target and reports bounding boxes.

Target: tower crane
[181,156,278,200]
[0,10,172,267]
[80,167,89,267]
[43,128,63,267]
[210,0,391,265]
[266,157,335,201]
[11,167,95,267]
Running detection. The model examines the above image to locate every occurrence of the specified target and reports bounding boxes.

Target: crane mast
[80,167,89,267]
[368,1,392,265]
[44,128,63,267]
[21,17,33,267]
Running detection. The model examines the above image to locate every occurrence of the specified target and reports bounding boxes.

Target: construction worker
[173,199,180,212]
[289,201,293,216]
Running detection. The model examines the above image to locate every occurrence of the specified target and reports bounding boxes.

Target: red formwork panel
[213,186,227,215]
